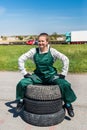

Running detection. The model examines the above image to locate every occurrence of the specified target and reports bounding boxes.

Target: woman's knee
[17,78,33,88]
[54,78,71,88]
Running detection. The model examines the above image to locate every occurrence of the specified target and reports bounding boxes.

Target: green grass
[0,44,87,73]
[51,44,87,73]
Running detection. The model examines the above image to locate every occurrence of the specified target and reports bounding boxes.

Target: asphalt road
[0,71,87,130]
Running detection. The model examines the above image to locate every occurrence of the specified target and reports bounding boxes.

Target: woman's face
[38,36,48,49]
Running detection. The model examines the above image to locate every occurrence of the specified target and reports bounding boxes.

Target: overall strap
[36,48,39,53]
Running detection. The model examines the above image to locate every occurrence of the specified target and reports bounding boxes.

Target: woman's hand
[58,74,65,79]
[24,73,31,78]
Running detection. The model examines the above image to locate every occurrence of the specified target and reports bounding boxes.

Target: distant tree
[1,36,7,40]
[51,32,58,40]
[29,35,34,39]
[49,36,55,40]
[18,36,23,40]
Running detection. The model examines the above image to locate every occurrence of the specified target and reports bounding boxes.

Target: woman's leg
[52,78,77,104]
[16,77,33,100]
[16,74,42,112]
[50,77,77,117]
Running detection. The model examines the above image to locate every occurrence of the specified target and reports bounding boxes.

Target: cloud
[0,6,6,15]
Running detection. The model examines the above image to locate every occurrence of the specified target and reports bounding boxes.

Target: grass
[0,44,87,73]
[52,44,87,73]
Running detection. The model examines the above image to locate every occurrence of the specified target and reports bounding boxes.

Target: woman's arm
[50,48,69,76]
[18,48,36,76]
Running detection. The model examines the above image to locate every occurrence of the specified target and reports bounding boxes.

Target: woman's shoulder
[50,47,58,53]
[27,47,37,53]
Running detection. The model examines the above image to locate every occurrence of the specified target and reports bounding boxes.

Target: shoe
[63,104,74,117]
[16,101,24,113]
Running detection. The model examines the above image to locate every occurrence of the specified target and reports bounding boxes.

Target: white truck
[66,30,87,44]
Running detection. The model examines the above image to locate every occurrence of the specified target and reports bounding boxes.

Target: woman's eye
[38,40,44,42]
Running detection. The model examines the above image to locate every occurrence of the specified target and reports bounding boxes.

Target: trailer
[65,30,87,44]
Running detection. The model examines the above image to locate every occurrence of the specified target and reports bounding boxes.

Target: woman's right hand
[24,73,31,78]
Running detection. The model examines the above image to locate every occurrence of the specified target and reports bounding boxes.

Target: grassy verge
[0,44,87,73]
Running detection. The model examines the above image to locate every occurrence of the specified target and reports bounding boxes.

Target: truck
[65,30,87,44]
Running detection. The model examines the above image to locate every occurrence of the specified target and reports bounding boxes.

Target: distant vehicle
[34,40,38,45]
[26,39,35,45]
[65,30,87,44]
[26,39,38,45]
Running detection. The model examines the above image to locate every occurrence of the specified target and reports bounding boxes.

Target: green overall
[16,48,77,104]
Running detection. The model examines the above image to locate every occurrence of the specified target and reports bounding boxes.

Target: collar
[39,44,50,54]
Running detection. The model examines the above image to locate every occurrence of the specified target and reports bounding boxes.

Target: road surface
[0,71,87,130]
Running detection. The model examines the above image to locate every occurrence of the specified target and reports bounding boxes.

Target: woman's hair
[38,33,49,42]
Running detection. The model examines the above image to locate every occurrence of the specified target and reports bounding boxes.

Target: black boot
[63,104,74,117]
[16,101,24,113]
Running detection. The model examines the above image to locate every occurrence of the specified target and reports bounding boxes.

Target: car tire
[22,108,65,127]
[24,97,62,114]
[25,85,61,100]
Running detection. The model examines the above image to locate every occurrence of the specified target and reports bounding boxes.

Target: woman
[16,33,77,117]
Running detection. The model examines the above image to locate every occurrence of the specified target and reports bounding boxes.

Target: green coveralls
[16,48,76,104]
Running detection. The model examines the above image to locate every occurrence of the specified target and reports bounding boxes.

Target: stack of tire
[22,85,65,126]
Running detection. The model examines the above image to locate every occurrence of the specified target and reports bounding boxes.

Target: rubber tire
[25,85,61,100]
[22,108,65,127]
[24,98,62,114]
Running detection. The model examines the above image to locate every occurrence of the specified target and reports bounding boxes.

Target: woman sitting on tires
[16,32,77,117]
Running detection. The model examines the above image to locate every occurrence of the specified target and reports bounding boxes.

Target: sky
[0,0,87,36]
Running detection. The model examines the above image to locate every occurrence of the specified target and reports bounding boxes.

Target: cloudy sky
[0,0,87,36]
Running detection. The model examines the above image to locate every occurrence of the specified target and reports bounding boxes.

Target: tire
[24,98,62,114]
[22,108,65,127]
[25,85,61,100]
